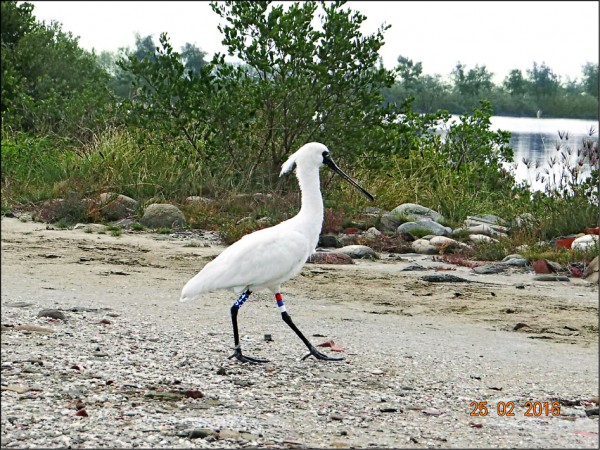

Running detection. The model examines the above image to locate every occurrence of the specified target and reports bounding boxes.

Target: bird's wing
[180,225,309,301]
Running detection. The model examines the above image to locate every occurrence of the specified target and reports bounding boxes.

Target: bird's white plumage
[180,142,330,303]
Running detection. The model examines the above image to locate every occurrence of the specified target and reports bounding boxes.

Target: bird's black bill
[323,155,374,201]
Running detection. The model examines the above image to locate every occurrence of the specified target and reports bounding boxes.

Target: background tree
[207,0,399,186]
[527,61,560,100]
[581,62,598,98]
[396,55,422,89]
[503,69,527,96]
[451,62,494,98]
[1,1,111,142]
[117,33,215,164]
[180,42,209,75]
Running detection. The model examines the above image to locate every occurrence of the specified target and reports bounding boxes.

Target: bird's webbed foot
[228,346,270,364]
[301,346,344,362]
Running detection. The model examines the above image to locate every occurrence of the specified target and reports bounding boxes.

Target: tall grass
[69,127,207,201]
[2,127,210,207]
[1,130,76,206]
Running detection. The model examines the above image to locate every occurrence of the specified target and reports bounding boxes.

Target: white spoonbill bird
[180,142,374,363]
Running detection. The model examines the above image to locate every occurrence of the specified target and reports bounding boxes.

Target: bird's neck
[296,165,324,232]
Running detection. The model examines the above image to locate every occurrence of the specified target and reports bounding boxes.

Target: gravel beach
[1,217,598,448]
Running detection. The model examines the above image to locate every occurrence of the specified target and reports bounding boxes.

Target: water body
[452,115,599,191]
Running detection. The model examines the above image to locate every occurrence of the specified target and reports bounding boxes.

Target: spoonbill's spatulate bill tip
[180,142,373,363]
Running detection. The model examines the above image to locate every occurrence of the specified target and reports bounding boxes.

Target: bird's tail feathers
[179,275,214,303]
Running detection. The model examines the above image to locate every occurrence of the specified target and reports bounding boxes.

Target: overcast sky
[28,1,599,83]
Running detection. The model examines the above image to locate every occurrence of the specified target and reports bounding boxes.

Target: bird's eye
[322,151,330,159]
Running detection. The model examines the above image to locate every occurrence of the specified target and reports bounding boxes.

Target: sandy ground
[1,217,599,448]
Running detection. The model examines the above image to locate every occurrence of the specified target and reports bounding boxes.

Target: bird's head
[280,142,374,201]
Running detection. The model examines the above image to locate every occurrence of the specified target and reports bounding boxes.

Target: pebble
[472,264,508,274]
[37,309,67,321]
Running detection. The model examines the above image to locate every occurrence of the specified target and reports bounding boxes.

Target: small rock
[318,234,341,248]
[181,390,203,399]
[392,203,444,223]
[363,227,382,240]
[4,384,30,394]
[307,252,354,265]
[74,408,88,417]
[469,234,498,243]
[503,254,524,261]
[412,238,438,255]
[472,264,508,274]
[37,309,67,321]
[188,428,217,439]
[422,274,469,283]
[337,245,379,260]
[379,406,400,413]
[532,259,558,274]
[73,223,106,232]
[422,408,444,416]
[145,391,182,401]
[502,257,529,267]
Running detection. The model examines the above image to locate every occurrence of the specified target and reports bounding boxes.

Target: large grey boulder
[140,204,186,228]
[397,219,451,237]
[391,203,444,223]
[379,212,402,232]
[98,193,138,221]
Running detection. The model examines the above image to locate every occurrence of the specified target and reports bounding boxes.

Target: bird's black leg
[228,290,269,364]
[275,293,344,362]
